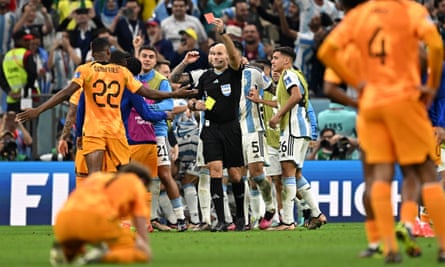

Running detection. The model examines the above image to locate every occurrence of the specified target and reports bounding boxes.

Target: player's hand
[269,115,280,129]
[434,126,445,145]
[213,18,225,34]
[133,35,144,50]
[165,111,175,120]
[76,137,83,150]
[171,84,198,98]
[419,85,436,107]
[58,139,69,156]
[16,108,39,123]
[183,50,200,64]
[246,87,260,103]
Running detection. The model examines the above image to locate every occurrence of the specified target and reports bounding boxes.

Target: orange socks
[399,201,418,228]
[422,183,445,249]
[365,220,380,245]
[370,181,398,254]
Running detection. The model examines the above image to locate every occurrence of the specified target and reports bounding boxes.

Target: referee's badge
[221,84,231,96]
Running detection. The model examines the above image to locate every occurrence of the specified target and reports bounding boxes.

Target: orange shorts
[130,144,158,178]
[75,147,118,176]
[54,210,124,244]
[359,98,437,165]
[82,136,130,169]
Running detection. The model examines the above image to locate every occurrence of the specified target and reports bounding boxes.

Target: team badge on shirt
[221,84,231,96]
[74,72,80,78]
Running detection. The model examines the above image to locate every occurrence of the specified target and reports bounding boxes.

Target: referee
[188,18,245,231]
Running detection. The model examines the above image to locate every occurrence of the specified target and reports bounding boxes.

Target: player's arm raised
[16,82,81,123]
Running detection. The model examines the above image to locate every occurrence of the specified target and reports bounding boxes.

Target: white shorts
[438,147,445,173]
[177,160,200,179]
[242,131,268,165]
[279,134,309,168]
[265,145,281,176]
[156,136,171,166]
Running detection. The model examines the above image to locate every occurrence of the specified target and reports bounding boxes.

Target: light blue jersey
[239,65,272,134]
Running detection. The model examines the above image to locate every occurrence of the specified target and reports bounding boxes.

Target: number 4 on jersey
[368,28,387,65]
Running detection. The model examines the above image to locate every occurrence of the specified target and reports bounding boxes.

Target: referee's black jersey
[197,66,243,124]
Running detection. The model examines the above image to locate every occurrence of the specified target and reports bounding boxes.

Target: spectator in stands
[48,31,81,94]
[226,24,242,42]
[198,0,232,37]
[58,7,104,63]
[306,127,358,160]
[0,111,32,159]
[13,1,53,45]
[56,0,94,30]
[111,0,146,55]
[3,28,37,112]
[249,0,299,48]
[0,129,29,160]
[97,0,120,31]
[153,0,200,22]
[171,28,208,71]
[160,0,208,52]
[29,29,50,95]
[0,0,16,113]
[144,18,175,62]
[242,23,267,61]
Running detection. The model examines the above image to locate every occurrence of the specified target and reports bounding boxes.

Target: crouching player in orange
[49,163,152,265]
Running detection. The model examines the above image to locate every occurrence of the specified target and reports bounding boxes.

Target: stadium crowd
[2,0,445,265]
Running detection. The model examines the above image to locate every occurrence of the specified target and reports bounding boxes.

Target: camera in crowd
[0,131,18,161]
[122,7,134,17]
[331,137,351,160]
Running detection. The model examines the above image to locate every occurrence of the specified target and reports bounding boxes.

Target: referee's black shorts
[200,120,244,168]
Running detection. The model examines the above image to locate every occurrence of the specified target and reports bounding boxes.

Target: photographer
[0,131,29,161]
[307,127,358,160]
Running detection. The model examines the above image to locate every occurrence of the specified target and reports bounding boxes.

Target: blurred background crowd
[0,0,442,161]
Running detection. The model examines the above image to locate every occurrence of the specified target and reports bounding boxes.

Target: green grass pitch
[0,223,441,267]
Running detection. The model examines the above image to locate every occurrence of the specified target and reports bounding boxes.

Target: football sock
[159,191,177,223]
[198,169,211,224]
[210,178,225,223]
[183,183,199,224]
[253,173,274,212]
[297,176,321,217]
[422,183,445,249]
[250,188,261,221]
[399,201,417,229]
[365,219,380,245]
[223,184,233,223]
[149,178,161,220]
[243,177,250,226]
[232,180,245,219]
[282,177,297,225]
[370,181,398,254]
[170,197,185,221]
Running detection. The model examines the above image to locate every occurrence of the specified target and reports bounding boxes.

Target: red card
[204,12,215,24]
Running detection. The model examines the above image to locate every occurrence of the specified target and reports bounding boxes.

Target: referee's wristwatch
[219,27,226,35]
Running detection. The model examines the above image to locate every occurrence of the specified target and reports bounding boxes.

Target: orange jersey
[59,172,148,219]
[69,88,82,105]
[324,43,362,85]
[325,0,440,108]
[71,62,142,138]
